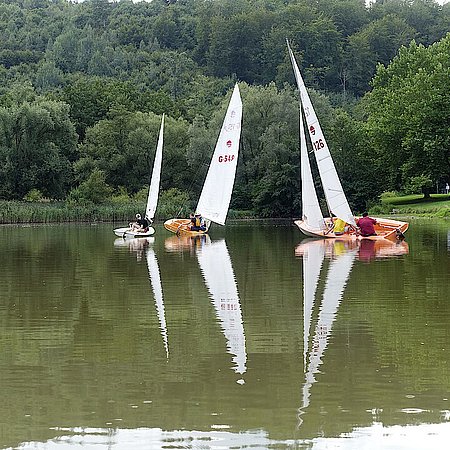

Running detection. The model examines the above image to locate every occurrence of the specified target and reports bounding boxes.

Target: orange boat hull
[295,217,409,241]
[164,218,209,236]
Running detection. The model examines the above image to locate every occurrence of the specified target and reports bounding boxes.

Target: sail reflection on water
[296,239,357,425]
[146,246,169,358]
[114,237,169,358]
[196,239,247,378]
[295,238,409,427]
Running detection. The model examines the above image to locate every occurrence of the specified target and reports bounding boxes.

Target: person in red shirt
[357,212,377,237]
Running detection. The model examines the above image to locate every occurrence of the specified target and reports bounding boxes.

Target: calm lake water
[0,219,449,449]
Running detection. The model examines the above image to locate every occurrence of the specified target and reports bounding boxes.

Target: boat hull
[164,218,209,236]
[113,227,155,238]
[294,217,409,241]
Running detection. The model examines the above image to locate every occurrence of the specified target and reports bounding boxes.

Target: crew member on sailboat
[356,212,377,237]
[130,213,150,233]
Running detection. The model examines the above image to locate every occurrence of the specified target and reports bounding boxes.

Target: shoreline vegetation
[1,194,449,225]
[0,200,256,224]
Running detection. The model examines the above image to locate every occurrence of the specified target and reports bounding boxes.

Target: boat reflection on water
[295,238,409,262]
[358,238,409,262]
[164,234,211,253]
[114,237,168,358]
[196,239,247,381]
[295,238,409,428]
[114,236,154,261]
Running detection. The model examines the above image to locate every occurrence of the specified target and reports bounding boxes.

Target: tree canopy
[0,0,449,213]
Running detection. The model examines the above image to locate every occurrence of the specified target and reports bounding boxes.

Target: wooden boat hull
[294,217,409,241]
[113,227,155,238]
[164,218,209,236]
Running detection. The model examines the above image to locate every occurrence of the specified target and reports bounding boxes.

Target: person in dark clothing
[357,212,377,237]
[130,213,149,233]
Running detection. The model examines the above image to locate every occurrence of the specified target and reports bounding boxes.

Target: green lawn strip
[378,194,450,217]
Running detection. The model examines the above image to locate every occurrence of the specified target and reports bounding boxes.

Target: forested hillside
[0,0,449,217]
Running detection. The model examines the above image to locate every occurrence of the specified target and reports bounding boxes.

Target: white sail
[301,245,356,413]
[145,114,164,221]
[197,239,247,376]
[288,43,324,231]
[146,247,169,358]
[287,43,356,227]
[196,84,242,226]
[299,102,326,231]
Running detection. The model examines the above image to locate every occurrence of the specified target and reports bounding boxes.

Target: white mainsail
[197,239,247,376]
[300,243,356,415]
[196,84,242,226]
[145,114,164,221]
[299,102,326,231]
[287,42,356,227]
[146,247,169,358]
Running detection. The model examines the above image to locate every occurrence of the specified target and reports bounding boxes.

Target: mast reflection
[295,238,409,427]
[114,237,168,358]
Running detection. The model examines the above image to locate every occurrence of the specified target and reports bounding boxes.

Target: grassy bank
[3,195,449,225]
[0,200,257,224]
[374,194,450,218]
[0,200,148,224]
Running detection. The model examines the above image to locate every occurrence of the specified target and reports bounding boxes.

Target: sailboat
[114,114,164,238]
[287,43,408,241]
[164,84,242,236]
[196,238,247,378]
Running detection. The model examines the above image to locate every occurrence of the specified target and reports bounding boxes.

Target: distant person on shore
[446,183,449,194]
[357,212,377,237]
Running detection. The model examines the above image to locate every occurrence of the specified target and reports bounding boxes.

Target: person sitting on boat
[333,218,347,236]
[190,213,206,232]
[130,213,149,233]
[357,212,377,237]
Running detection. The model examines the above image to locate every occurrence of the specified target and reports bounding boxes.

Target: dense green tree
[0,0,448,213]
[345,14,416,95]
[0,84,77,199]
[78,110,191,197]
[67,167,113,204]
[315,0,369,38]
[236,83,301,215]
[59,75,176,140]
[329,110,382,211]
[364,35,450,195]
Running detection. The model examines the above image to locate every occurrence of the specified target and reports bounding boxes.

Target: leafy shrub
[380,191,399,200]
[23,189,44,202]
[368,204,392,215]
[403,175,433,195]
[67,169,113,204]
[133,186,149,202]
[435,207,450,218]
[158,188,192,218]
[111,186,131,204]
